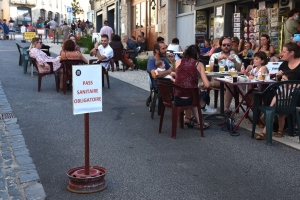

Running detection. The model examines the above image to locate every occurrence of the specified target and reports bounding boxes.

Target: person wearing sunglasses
[209,36,242,114]
[29,38,61,73]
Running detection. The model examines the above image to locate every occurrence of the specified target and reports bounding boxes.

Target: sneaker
[202,105,217,114]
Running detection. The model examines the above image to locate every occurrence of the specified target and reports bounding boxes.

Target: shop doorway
[96,14,103,32]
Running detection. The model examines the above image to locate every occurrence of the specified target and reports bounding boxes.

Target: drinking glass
[205,65,210,72]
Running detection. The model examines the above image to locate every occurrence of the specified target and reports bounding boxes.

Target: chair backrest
[60,60,86,76]
[16,43,21,54]
[262,80,300,112]
[157,80,199,107]
[112,48,124,61]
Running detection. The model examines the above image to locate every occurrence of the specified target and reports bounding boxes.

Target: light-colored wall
[0,0,87,24]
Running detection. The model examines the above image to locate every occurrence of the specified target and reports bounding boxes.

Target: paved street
[1,38,300,199]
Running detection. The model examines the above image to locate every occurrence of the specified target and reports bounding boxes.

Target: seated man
[209,36,242,114]
[147,42,174,90]
[89,34,114,71]
[137,31,146,52]
[123,35,138,71]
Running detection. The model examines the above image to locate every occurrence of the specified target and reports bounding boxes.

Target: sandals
[199,121,213,130]
[184,117,195,128]
[274,131,283,137]
[256,132,266,140]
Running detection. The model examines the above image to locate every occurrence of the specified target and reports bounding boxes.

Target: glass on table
[219,65,225,72]
[205,65,210,72]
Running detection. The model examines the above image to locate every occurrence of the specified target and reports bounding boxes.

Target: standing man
[284,8,300,44]
[89,34,114,71]
[209,36,242,114]
[122,35,138,71]
[100,20,114,42]
[47,18,57,36]
[44,18,50,39]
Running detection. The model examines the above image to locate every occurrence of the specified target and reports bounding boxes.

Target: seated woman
[60,39,88,89]
[205,38,219,57]
[109,34,124,71]
[256,70,298,140]
[231,37,243,54]
[29,38,61,74]
[69,34,81,52]
[174,45,213,129]
[200,39,212,55]
[168,38,183,61]
[254,34,275,58]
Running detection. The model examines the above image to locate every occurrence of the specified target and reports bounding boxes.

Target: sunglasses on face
[222,43,231,47]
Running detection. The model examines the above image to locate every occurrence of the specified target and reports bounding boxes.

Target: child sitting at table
[154,59,175,82]
[256,70,298,140]
[245,51,269,79]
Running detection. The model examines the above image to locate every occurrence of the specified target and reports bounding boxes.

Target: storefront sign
[215,5,223,17]
[24,32,36,40]
[72,65,102,115]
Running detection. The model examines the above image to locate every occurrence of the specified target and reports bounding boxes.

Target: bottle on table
[241,62,245,73]
[213,58,219,72]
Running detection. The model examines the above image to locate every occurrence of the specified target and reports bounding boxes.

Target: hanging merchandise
[232,13,242,39]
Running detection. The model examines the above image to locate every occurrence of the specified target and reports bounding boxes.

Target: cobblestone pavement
[0,81,46,200]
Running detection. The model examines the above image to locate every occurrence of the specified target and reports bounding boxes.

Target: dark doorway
[107,9,115,32]
[96,14,103,32]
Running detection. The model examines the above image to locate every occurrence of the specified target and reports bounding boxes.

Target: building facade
[0,0,90,26]
[92,0,298,51]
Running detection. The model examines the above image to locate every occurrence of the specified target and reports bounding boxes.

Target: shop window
[40,9,45,22]
[48,11,53,20]
[131,1,146,29]
[177,0,193,15]
[17,7,32,25]
[54,13,59,22]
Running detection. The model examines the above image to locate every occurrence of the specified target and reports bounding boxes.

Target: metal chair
[157,80,204,139]
[251,81,300,145]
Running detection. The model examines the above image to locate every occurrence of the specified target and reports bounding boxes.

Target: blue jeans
[45,28,50,38]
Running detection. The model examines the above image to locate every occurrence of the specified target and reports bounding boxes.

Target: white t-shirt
[167,44,181,61]
[99,25,114,41]
[21,26,26,33]
[97,44,114,69]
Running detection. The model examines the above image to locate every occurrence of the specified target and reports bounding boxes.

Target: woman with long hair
[29,38,61,73]
[174,45,212,129]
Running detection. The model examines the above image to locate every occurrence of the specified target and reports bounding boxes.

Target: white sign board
[72,65,102,115]
[266,62,282,74]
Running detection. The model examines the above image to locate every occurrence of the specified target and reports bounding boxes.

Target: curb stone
[0,81,46,200]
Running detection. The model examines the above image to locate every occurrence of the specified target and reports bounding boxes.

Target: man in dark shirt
[123,35,138,70]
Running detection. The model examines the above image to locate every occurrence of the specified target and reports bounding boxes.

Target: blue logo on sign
[67,7,72,13]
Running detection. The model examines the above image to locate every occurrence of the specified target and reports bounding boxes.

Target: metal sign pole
[84,113,90,175]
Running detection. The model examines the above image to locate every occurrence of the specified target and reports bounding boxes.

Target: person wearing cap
[100,20,114,42]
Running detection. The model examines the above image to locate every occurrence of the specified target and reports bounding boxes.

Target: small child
[256,70,298,140]
[245,51,269,79]
[154,59,175,82]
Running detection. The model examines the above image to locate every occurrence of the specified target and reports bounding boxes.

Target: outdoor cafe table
[215,77,276,131]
